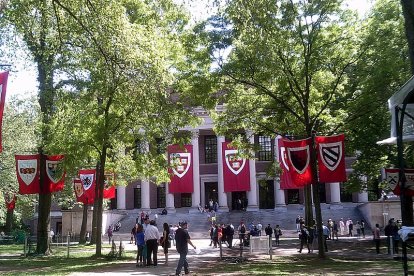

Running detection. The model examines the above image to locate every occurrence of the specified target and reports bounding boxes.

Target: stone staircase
[112,203,366,239]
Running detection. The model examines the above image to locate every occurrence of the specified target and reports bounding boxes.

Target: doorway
[204,182,218,208]
[259,180,275,209]
[231,191,246,210]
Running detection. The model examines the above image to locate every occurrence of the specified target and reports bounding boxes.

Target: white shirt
[144,224,160,241]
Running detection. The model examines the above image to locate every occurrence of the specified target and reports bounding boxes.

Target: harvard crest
[319,141,342,172]
[80,173,94,191]
[46,159,65,184]
[17,159,37,186]
[225,149,246,175]
[287,145,310,174]
[170,152,191,178]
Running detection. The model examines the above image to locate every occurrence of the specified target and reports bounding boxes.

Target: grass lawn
[0,244,136,275]
[195,255,403,275]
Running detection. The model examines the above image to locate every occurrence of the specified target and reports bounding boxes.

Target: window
[134,188,141,209]
[258,136,272,161]
[205,135,217,163]
[181,193,192,207]
[157,186,166,208]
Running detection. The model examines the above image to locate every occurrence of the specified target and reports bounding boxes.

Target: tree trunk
[78,204,88,244]
[401,0,414,74]
[400,0,414,226]
[304,185,313,226]
[310,133,325,258]
[95,146,108,256]
[37,152,52,255]
[5,209,14,234]
[90,165,100,245]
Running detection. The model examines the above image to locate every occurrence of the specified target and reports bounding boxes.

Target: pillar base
[166,207,176,214]
[218,206,229,212]
[329,203,343,210]
[274,206,287,212]
[189,207,202,214]
[246,205,259,212]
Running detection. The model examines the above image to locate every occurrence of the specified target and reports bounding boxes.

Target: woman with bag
[161,222,171,265]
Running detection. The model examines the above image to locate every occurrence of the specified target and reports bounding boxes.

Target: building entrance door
[205,182,218,208]
[231,191,247,210]
[259,180,275,209]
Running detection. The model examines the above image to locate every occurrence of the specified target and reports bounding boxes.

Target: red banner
[0,72,9,153]
[45,155,65,193]
[74,178,94,204]
[385,168,414,196]
[16,154,40,194]
[103,172,116,199]
[79,169,96,203]
[4,194,16,210]
[168,144,194,193]
[316,134,347,183]
[279,138,312,189]
[222,142,250,192]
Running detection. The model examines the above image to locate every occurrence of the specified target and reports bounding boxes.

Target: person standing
[322,223,330,252]
[265,224,273,237]
[274,224,282,246]
[144,220,160,267]
[348,219,353,237]
[135,224,146,267]
[298,224,310,253]
[372,223,381,254]
[296,216,301,232]
[355,221,361,238]
[339,218,345,236]
[107,225,113,244]
[131,224,138,244]
[161,223,170,265]
[174,221,196,276]
[361,219,366,238]
[257,222,263,236]
[226,224,234,248]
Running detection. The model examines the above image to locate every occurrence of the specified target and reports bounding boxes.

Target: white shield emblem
[386,172,399,190]
[17,159,38,186]
[74,181,84,197]
[80,174,94,191]
[319,142,342,171]
[287,146,310,174]
[170,153,191,178]
[46,159,64,184]
[225,149,246,175]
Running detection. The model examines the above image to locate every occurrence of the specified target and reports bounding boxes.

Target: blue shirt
[136,232,145,246]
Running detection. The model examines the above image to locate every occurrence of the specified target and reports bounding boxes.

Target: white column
[274,178,287,211]
[190,130,201,213]
[358,176,369,203]
[330,182,341,204]
[217,135,229,212]
[140,180,150,210]
[165,181,176,213]
[357,190,369,203]
[246,131,259,211]
[274,137,286,211]
[116,186,126,210]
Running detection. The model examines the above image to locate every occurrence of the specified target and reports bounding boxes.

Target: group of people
[208,223,235,248]
[113,218,195,276]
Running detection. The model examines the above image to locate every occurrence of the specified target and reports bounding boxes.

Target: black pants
[146,239,158,266]
[374,239,380,254]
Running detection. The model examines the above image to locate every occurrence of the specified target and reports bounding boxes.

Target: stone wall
[358,201,402,229]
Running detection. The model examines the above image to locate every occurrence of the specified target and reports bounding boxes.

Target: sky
[4,0,374,102]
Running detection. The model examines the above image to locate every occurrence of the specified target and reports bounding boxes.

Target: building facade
[112,108,369,213]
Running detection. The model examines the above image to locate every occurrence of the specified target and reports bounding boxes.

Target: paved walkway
[69,231,400,276]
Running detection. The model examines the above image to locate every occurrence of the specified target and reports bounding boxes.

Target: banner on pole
[168,144,194,193]
[45,155,65,193]
[103,172,116,199]
[222,142,250,192]
[316,134,347,183]
[16,154,40,194]
[385,168,414,196]
[0,72,9,153]
[79,169,96,203]
[4,193,16,210]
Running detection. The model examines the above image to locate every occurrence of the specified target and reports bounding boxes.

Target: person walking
[361,219,366,238]
[161,222,171,265]
[339,218,345,236]
[298,223,310,253]
[174,221,196,276]
[107,225,113,244]
[322,223,330,252]
[144,220,160,267]
[274,224,282,246]
[135,224,146,267]
[372,223,381,254]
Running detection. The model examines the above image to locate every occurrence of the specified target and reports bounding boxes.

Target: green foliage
[0,97,40,226]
